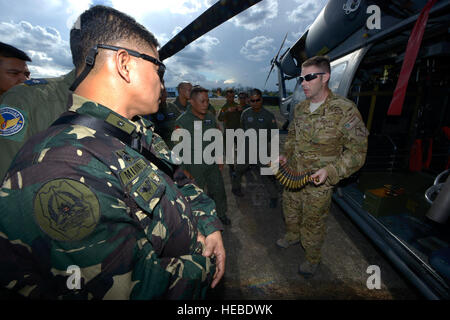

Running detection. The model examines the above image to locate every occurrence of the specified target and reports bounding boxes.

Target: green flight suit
[146,101,184,149]
[282,90,368,264]
[0,93,222,299]
[175,109,228,221]
[232,107,279,199]
[0,70,76,181]
[218,101,243,167]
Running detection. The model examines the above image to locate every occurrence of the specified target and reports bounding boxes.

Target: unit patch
[33,179,100,241]
[0,106,26,139]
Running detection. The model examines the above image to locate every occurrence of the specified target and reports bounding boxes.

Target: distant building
[166,87,177,98]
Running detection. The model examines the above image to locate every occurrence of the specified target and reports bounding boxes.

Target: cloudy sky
[0,0,328,92]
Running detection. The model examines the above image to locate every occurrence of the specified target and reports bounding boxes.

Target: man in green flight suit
[175,86,231,226]
[146,86,181,149]
[218,88,243,177]
[0,5,225,299]
[0,70,76,180]
[276,56,368,277]
[232,88,279,208]
[237,91,251,111]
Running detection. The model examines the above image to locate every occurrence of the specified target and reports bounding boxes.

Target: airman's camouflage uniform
[0,94,223,299]
[282,90,368,264]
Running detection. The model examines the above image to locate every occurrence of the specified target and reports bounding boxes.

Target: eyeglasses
[250,98,262,103]
[97,44,166,81]
[299,72,325,83]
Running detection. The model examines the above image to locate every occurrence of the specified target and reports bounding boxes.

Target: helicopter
[266,0,450,299]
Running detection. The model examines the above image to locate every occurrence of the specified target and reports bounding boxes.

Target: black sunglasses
[299,72,325,83]
[250,98,262,103]
[97,44,166,81]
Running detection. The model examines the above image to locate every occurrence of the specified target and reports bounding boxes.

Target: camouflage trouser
[282,184,333,264]
[185,164,228,219]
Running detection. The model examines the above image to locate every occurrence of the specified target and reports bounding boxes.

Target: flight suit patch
[0,105,27,141]
[33,178,100,241]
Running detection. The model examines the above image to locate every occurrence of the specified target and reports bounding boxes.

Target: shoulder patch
[24,78,49,86]
[33,178,100,241]
[344,115,360,130]
[0,105,26,138]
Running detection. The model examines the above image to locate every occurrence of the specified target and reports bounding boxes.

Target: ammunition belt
[271,162,318,191]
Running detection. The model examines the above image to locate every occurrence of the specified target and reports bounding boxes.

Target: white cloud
[288,0,327,39]
[240,36,275,61]
[224,79,235,84]
[0,20,73,78]
[162,34,220,87]
[171,26,183,37]
[111,0,203,20]
[231,0,278,31]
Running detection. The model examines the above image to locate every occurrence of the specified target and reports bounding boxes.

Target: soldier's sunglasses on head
[299,72,325,83]
[97,44,166,81]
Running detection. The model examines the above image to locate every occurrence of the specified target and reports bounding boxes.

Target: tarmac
[206,109,421,300]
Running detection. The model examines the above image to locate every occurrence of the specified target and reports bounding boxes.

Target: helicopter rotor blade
[159,0,262,61]
[264,32,288,87]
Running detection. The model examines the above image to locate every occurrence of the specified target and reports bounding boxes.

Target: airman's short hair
[177,81,192,92]
[0,42,31,62]
[70,5,159,72]
[190,85,208,99]
[250,88,262,97]
[302,55,331,74]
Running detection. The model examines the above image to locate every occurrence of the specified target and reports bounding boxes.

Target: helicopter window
[329,62,348,93]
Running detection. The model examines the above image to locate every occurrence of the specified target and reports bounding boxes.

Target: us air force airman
[232,88,279,208]
[0,5,225,299]
[175,86,230,226]
[0,70,76,180]
[277,56,368,277]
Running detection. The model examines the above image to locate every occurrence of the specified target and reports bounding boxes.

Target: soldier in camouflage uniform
[232,88,279,208]
[145,86,183,149]
[277,56,368,277]
[175,86,230,226]
[0,70,76,180]
[0,5,225,299]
